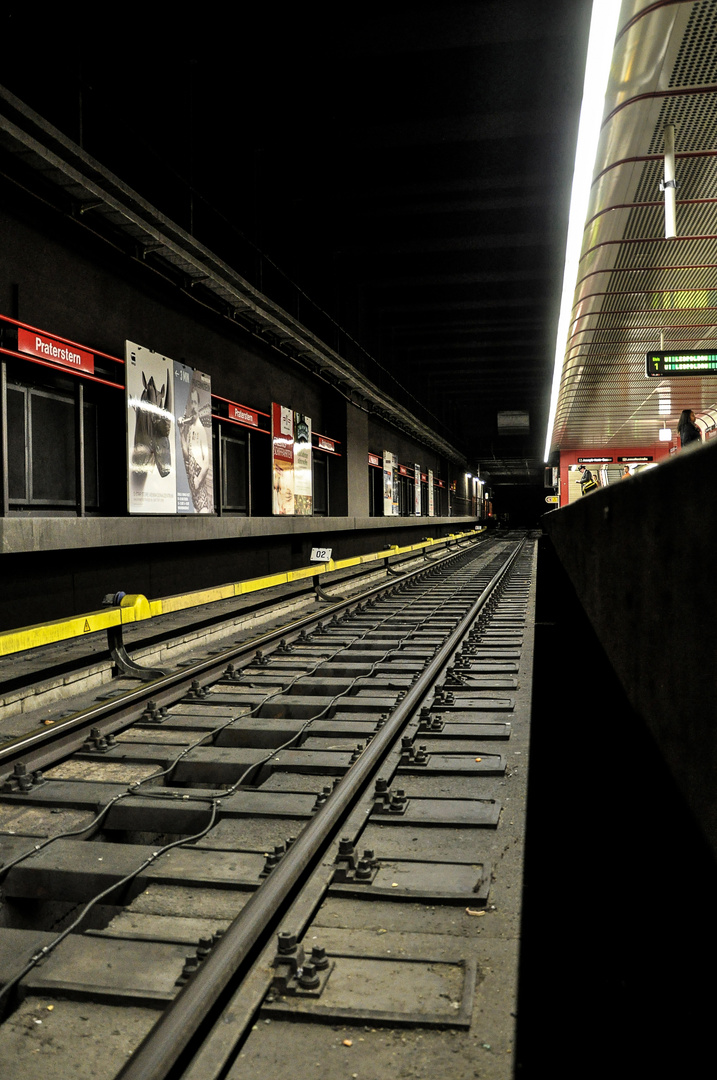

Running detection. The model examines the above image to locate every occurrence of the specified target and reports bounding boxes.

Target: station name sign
[577,456,613,463]
[646,351,717,377]
[227,401,259,427]
[18,327,95,375]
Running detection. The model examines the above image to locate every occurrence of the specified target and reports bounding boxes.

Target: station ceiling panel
[549,0,717,455]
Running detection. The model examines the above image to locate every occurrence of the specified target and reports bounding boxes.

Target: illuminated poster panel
[272,403,295,514]
[383,450,396,515]
[428,469,434,516]
[126,341,176,514]
[175,364,214,514]
[294,412,313,515]
[414,463,421,516]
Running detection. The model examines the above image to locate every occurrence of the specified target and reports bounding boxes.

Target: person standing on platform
[677,409,701,448]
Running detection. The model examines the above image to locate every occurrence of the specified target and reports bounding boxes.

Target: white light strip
[543,0,623,462]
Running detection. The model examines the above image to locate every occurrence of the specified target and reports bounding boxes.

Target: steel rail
[0,537,489,780]
[117,537,526,1080]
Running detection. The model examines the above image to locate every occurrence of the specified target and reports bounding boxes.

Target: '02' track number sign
[310,547,332,563]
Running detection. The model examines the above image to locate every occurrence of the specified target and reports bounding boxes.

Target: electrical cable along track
[0,534,537,1080]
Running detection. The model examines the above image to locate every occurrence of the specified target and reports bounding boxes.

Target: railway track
[0,533,536,1080]
[0,533,485,743]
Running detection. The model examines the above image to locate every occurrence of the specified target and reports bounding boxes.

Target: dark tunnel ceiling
[2,2,592,484]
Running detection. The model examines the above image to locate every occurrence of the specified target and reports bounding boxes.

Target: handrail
[0,529,483,660]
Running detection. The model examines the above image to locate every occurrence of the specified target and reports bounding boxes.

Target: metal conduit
[117,538,526,1080]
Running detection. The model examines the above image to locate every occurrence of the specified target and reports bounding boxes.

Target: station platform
[521,439,717,1074]
[0,515,478,634]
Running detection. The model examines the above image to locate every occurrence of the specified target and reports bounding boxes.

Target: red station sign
[227,401,260,427]
[17,328,95,375]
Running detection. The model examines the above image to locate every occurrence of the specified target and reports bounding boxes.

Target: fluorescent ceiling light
[543,0,623,461]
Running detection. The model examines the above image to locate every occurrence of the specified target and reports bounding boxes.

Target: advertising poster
[175,364,214,514]
[383,450,396,516]
[414,463,421,515]
[126,341,176,514]
[272,403,295,514]
[293,412,313,515]
[428,468,435,516]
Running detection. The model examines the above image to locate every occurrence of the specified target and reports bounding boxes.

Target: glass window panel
[313,454,328,516]
[83,401,99,508]
[222,434,248,512]
[30,391,75,503]
[7,386,27,501]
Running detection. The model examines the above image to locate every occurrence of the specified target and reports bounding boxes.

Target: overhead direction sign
[646,351,717,377]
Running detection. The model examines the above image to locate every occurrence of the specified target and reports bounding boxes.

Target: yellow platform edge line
[1,530,484,657]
